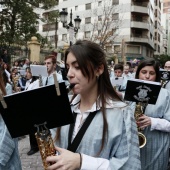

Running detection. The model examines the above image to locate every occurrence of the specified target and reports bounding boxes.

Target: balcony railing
[131,34,148,38]
[131,18,148,23]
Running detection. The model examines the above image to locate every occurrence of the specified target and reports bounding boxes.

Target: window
[127,45,141,54]
[147,49,150,57]
[98,15,102,21]
[85,31,91,38]
[98,1,102,6]
[112,0,119,5]
[85,17,91,24]
[158,33,160,42]
[154,43,157,51]
[112,13,118,20]
[49,36,55,42]
[114,45,120,53]
[75,6,78,11]
[62,34,67,41]
[42,24,55,32]
[155,32,157,40]
[155,21,157,29]
[86,3,91,10]
[106,46,112,53]
[158,45,160,52]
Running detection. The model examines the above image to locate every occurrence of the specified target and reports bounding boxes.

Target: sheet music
[18,69,26,76]
[30,65,48,77]
[111,77,124,86]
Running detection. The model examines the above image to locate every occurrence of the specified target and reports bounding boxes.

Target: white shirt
[151,118,170,132]
[71,95,111,170]
[25,79,39,90]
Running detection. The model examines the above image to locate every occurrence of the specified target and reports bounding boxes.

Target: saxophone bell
[138,132,146,148]
[135,103,147,148]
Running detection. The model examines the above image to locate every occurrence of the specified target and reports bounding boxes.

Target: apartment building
[154,0,162,55]
[38,0,157,61]
[161,0,170,55]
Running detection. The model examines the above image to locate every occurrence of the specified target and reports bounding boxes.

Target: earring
[96,75,99,80]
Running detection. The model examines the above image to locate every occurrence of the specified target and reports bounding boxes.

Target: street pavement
[18,135,170,170]
[18,135,44,170]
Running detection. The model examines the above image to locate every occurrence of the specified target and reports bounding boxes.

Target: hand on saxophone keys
[46,146,81,170]
[137,114,151,129]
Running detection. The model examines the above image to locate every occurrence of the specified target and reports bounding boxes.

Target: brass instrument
[34,84,75,170]
[134,102,147,148]
[13,76,20,92]
[35,123,56,170]
[161,79,168,88]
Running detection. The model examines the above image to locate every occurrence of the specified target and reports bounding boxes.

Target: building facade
[161,0,170,55]
[38,0,159,62]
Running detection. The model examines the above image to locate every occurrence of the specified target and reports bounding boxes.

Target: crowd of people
[0,40,170,170]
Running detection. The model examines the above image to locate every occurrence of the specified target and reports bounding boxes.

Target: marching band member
[163,61,170,91]
[24,70,39,155]
[42,55,63,86]
[135,59,170,170]
[46,40,141,170]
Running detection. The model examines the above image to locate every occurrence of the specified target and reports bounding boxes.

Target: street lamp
[59,8,81,46]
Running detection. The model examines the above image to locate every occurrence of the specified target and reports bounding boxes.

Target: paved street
[18,135,170,170]
[18,135,43,170]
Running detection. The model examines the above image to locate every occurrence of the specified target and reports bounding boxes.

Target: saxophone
[35,123,56,170]
[34,83,75,170]
[134,102,147,148]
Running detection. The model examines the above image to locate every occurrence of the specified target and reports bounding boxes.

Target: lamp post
[59,8,81,46]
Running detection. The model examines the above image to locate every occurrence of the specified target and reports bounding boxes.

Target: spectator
[22,58,30,69]
[1,49,9,64]
[0,69,22,169]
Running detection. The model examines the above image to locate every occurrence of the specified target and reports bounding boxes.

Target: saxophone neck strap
[67,111,97,152]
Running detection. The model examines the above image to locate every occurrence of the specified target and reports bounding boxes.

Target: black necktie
[45,77,48,86]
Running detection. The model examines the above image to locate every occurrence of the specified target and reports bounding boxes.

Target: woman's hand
[137,115,151,129]
[46,147,81,170]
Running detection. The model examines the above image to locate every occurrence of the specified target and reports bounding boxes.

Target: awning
[126,56,144,61]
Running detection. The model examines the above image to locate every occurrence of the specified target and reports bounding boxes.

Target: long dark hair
[135,58,160,82]
[0,70,6,95]
[56,40,121,155]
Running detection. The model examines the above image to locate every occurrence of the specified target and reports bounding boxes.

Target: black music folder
[159,70,170,81]
[0,82,74,138]
[124,79,161,104]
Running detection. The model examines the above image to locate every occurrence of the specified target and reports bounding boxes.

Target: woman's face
[15,62,18,66]
[26,72,32,80]
[3,64,7,69]
[66,52,97,95]
[11,73,16,78]
[139,66,156,81]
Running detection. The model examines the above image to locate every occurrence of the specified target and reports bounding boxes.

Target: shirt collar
[48,71,56,77]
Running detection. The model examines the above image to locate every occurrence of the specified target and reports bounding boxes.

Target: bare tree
[40,10,59,48]
[83,0,123,49]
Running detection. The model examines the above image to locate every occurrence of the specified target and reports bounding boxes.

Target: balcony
[131,19,149,30]
[131,35,154,48]
[131,2,148,14]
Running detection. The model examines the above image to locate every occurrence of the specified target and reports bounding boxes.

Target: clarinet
[34,83,75,170]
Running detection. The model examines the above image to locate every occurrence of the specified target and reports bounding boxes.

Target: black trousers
[29,133,39,150]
